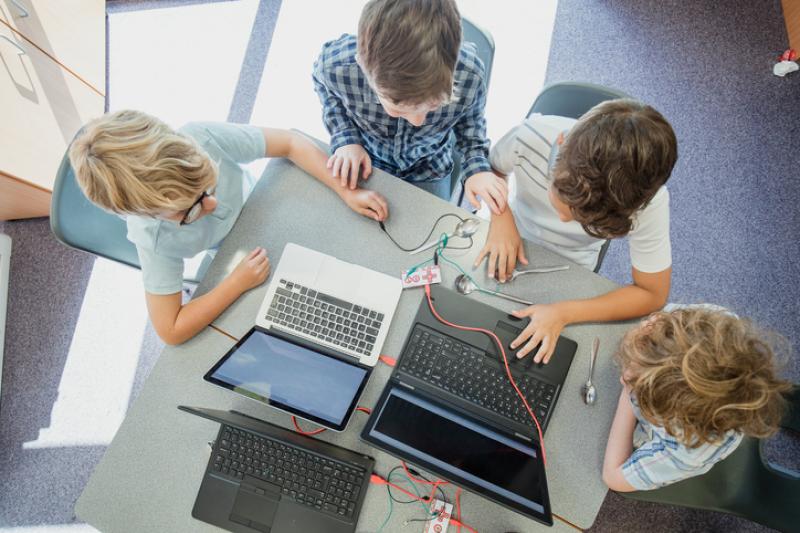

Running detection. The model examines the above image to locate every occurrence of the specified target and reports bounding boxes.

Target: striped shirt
[490,114,672,272]
[622,394,743,490]
[312,34,491,184]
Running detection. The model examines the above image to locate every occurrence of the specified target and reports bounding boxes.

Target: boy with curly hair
[602,308,791,491]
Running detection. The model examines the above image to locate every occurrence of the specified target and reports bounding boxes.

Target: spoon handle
[512,265,570,278]
[481,288,534,306]
[589,337,599,382]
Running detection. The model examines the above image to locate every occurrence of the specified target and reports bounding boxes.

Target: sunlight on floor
[251,0,559,143]
[22,259,148,449]
[107,0,259,126]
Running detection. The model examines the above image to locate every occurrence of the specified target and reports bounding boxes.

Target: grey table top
[76,158,635,532]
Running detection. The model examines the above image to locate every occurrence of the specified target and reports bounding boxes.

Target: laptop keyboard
[265,279,384,356]
[212,425,367,519]
[399,325,557,428]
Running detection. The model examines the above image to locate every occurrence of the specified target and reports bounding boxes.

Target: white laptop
[255,243,402,367]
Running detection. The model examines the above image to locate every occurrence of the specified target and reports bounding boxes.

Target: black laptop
[180,407,374,533]
[361,285,577,526]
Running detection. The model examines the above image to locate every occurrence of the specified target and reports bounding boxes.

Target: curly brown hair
[552,99,678,239]
[616,308,791,448]
[357,0,461,105]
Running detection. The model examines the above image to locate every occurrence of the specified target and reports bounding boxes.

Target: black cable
[379,213,470,252]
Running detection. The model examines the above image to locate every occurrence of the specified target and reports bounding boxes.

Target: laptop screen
[364,386,550,522]
[205,328,369,431]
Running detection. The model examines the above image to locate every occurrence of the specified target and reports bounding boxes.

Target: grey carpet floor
[545,1,800,532]
[1,0,799,531]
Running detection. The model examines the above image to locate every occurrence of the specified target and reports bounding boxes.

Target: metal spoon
[411,218,480,254]
[454,274,534,306]
[507,265,569,281]
[581,337,600,405]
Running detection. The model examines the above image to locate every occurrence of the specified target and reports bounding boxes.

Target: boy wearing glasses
[69,110,388,344]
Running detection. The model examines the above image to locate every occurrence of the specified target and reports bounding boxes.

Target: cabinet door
[0,23,104,195]
[0,0,105,94]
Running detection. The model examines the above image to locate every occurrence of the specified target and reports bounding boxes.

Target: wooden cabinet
[784,0,800,50]
[0,0,105,221]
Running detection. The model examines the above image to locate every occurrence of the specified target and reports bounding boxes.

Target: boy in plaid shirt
[312,0,506,214]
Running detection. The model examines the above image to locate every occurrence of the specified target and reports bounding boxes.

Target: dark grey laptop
[180,407,374,533]
[362,285,578,526]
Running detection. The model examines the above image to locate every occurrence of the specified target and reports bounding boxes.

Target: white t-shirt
[489,114,672,272]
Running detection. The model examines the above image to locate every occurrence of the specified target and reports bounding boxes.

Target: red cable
[291,406,372,436]
[455,487,463,533]
[423,284,546,465]
[401,460,449,486]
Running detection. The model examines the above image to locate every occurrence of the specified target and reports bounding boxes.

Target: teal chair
[528,82,631,273]
[50,147,202,283]
[620,386,800,532]
[449,17,495,202]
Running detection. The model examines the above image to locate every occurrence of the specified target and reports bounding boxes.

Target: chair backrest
[50,148,141,270]
[527,81,630,119]
[620,385,800,532]
[462,17,495,89]
[527,82,630,272]
[449,17,495,200]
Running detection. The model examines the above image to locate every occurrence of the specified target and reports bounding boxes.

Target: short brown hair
[357,0,461,105]
[617,308,791,447]
[552,99,678,239]
[69,110,217,216]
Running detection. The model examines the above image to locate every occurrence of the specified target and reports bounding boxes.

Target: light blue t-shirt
[126,122,265,294]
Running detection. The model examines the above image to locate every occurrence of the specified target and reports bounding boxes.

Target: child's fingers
[517,246,529,265]
[486,193,501,216]
[519,330,544,360]
[331,157,343,179]
[246,247,261,259]
[466,188,480,210]
[363,156,372,179]
[339,159,351,187]
[538,336,555,364]
[349,162,360,190]
[499,250,511,283]
[487,248,498,279]
[326,154,335,169]
[473,245,490,267]
[368,195,387,221]
[373,193,389,220]
[489,183,507,212]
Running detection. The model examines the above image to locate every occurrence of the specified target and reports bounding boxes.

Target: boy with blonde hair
[70,110,387,345]
[602,308,791,491]
[312,0,507,210]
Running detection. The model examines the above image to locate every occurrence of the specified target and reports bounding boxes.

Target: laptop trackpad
[230,479,280,532]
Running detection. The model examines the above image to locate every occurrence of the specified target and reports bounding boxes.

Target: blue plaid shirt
[621,393,743,490]
[312,34,491,183]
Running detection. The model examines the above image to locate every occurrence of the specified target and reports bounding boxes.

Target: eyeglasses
[179,187,215,225]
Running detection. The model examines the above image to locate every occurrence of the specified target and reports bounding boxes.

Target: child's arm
[263,128,388,221]
[474,125,527,281]
[602,387,638,492]
[312,61,370,190]
[146,248,270,345]
[510,267,671,362]
[453,70,507,215]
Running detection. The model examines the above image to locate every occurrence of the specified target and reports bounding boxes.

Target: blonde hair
[616,308,791,447]
[69,110,217,216]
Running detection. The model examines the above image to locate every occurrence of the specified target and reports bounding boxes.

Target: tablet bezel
[204,326,371,432]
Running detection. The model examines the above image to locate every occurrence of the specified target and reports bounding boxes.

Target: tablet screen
[205,328,369,430]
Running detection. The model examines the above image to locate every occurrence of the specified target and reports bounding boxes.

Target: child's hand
[328,144,372,190]
[340,188,389,221]
[509,303,568,364]
[230,247,271,292]
[474,210,528,282]
[464,172,508,215]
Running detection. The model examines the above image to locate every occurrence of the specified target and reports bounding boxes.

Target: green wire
[376,487,393,533]
[377,470,441,532]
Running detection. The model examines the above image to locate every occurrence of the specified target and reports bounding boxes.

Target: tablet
[205,327,370,431]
